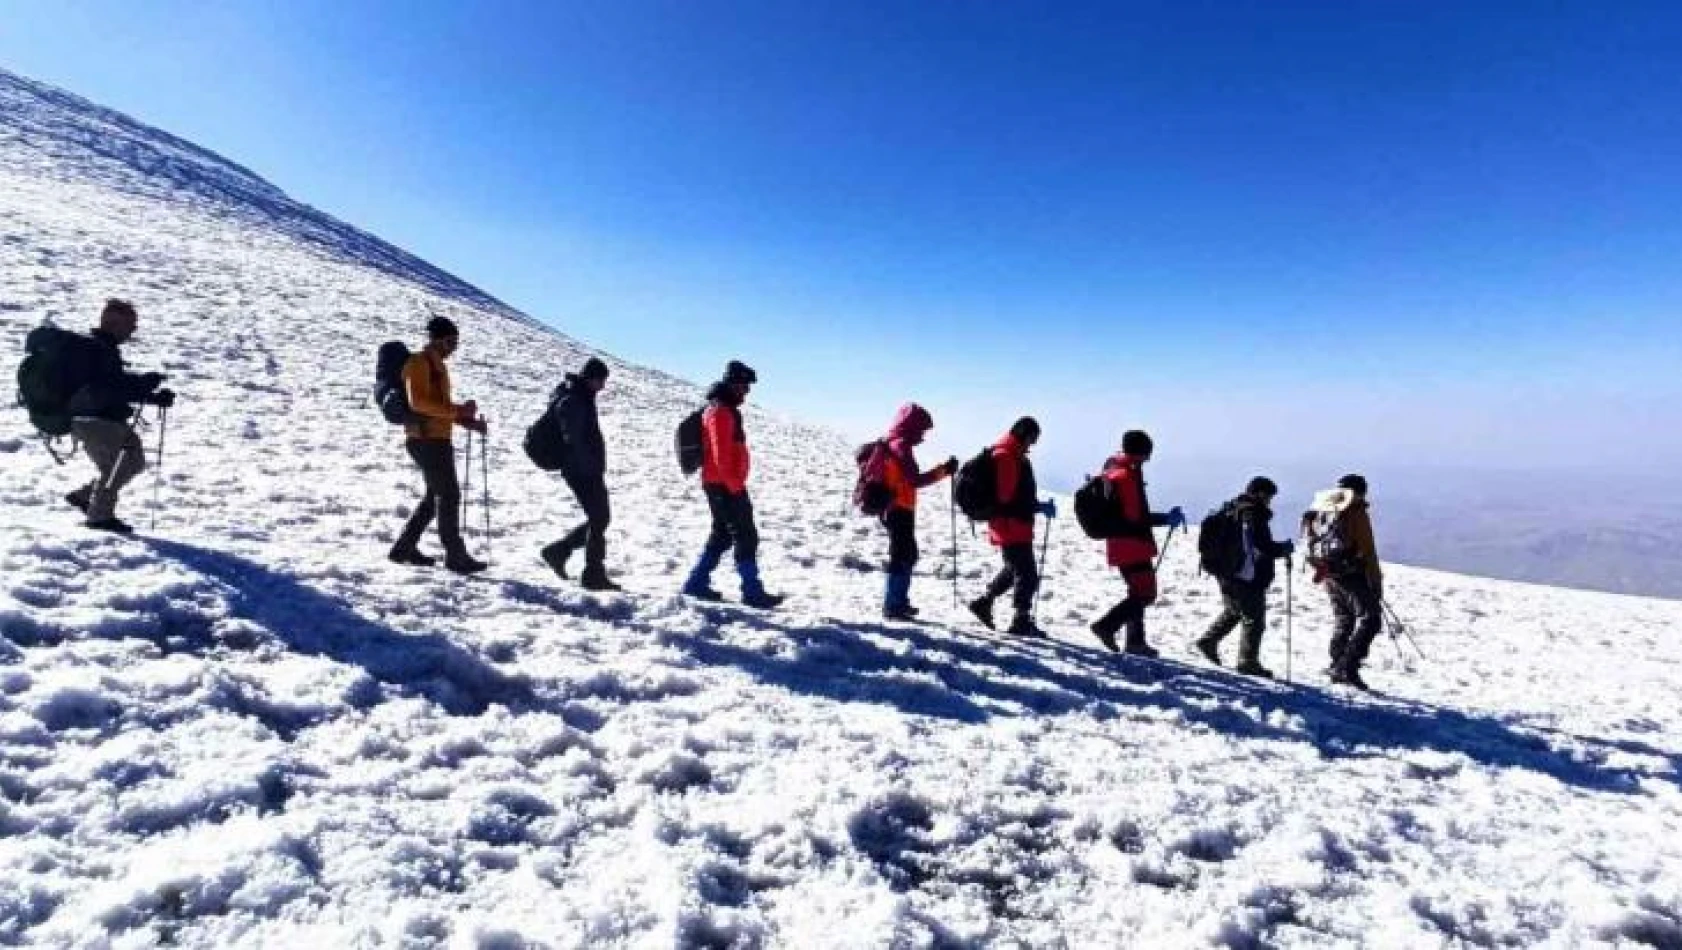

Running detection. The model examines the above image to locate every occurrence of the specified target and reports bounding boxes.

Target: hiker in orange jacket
[1088,430,1184,657]
[875,403,957,620]
[967,417,1057,638]
[388,316,488,575]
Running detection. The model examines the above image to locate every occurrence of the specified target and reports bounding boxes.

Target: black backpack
[675,407,705,475]
[1074,475,1126,539]
[954,447,998,521]
[853,440,892,517]
[374,342,413,425]
[16,326,86,438]
[1198,503,1246,577]
[523,383,572,472]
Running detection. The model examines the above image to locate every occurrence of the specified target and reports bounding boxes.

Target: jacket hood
[706,381,743,407]
[994,432,1026,455]
[888,403,933,443]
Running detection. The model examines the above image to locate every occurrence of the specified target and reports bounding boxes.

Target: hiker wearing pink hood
[871,403,956,620]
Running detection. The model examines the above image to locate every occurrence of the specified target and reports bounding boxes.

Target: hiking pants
[73,418,145,522]
[884,508,919,574]
[703,485,759,564]
[1094,563,1159,646]
[1204,577,1268,664]
[983,542,1039,612]
[395,439,465,556]
[554,470,611,572]
[1327,573,1382,674]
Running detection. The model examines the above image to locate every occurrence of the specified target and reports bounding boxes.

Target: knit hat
[580,357,610,381]
[426,316,459,340]
[1337,473,1369,496]
[1122,429,1154,457]
[1246,476,1279,498]
[1009,416,1041,444]
[724,360,758,385]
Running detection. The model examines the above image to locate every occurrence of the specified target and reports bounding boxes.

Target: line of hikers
[18,305,1390,691]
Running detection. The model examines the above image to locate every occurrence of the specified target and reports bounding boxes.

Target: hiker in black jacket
[1195,476,1294,678]
[64,299,176,533]
[539,358,618,590]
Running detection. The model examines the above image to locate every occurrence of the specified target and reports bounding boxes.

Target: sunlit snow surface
[3,67,1680,949]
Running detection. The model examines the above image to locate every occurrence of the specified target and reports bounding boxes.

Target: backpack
[1074,475,1127,539]
[1303,493,1361,576]
[853,441,892,517]
[523,383,572,472]
[1197,503,1246,577]
[374,342,413,425]
[953,447,999,521]
[16,325,86,438]
[675,407,705,475]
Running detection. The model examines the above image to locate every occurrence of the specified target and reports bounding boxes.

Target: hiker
[869,403,957,620]
[1088,429,1185,656]
[967,416,1056,638]
[1194,476,1295,677]
[538,357,619,591]
[1303,473,1384,690]
[681,360,783,608]
[387,316,488,575]
[50,299,175,533]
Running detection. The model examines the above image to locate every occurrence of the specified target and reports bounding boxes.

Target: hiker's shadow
[657,605,1666,796]
[144,538,534,716]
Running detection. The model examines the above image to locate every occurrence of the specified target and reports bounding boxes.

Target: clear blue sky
[5,0,1680,490]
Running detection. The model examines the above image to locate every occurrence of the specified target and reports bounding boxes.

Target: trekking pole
[150,405,168,532]
[1153,523,1180,573]
[949,478,959,606]
[460,428,473,547]
[1382,600,1426,660]
[1031,514,1053,621]
[480,426,492,564]
[1284,554,1294,683]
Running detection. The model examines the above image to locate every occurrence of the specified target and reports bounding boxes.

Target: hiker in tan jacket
[1302,474,1385,691]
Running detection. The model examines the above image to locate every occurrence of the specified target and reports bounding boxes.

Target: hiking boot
[1007,613,1047,639]
[742,590,785,610]
[1123,641,1160,659]
[1194,638,1223,666]
[579,568,622,593]
[388,546,437,567]
[65,488,90,514]
[968,597,997,630]
[84,517,134,535]
[444,552,488,575]
[1331,668,1370,691]
[1234,660,1274,679]
[1089,621,1120,653]
[683,584,725,602]
[540,541,576,580]
[883,604,919,622]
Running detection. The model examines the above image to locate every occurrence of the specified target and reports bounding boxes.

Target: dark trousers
[395,439,464,556]
[704,485,759,564]
[1094,564,1159,644]
[1204,577,1268,663]
[1327,573,1382,674]
[983,543,1039,612]
[884,508,918,574]
[551,470,611,572]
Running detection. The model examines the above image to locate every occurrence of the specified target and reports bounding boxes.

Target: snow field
[3,66,1682,948]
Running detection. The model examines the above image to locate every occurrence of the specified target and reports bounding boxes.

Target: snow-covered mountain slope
[3,66,1681,948]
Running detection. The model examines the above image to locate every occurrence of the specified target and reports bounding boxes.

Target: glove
[1279,539,1296,558]
[942,456,959,477]
[1036,498,1057,519]
[1167,506,1186,529]
[148,388,176,409]
[139,372,165,392]
[462,417,488,434]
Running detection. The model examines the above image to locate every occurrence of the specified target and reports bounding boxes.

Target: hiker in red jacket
[1089,430,1184,656]
[875,403,957,620]
[681,360,783,608]
[968,417,1057,638]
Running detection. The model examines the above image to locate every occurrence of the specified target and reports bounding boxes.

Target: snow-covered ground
[3,67,1681,949]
